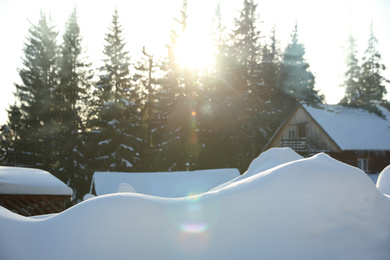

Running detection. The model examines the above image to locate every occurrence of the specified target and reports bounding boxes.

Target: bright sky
[0,0,389,125]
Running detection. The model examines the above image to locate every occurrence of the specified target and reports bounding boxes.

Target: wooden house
[264,103,390,173]
[0,167,72,216]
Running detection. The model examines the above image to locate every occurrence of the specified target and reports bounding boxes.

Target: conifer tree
[197,1,237,169]
[156,0,194,171]
[88,9,141,172]
[228,0,263,171]
[11,11,59,170]
[134,46,163,171]
[280,22,323,104]
[340,30,361,105]
[56,7,92,201]
[358,22,388,105]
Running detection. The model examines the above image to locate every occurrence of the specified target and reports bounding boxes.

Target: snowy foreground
[1,148,390,260]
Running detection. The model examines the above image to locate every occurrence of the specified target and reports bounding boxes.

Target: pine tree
[227,0,263,171]
[134,46,162,171]
[11,11,59,170]
[280,22,323,104]
[340,30,361,105]
[260,26,295,143]
[358,22,388,105]
[197,1,237,169]
[56,7,92,201]
[88,9,141,172]
[155,0,195,171]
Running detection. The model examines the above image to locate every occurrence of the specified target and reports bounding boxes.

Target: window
[357,159,369,173]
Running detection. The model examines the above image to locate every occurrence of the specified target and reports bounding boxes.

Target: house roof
[0,167,72,195]
[302,103,390,151]
[93,168,240,197]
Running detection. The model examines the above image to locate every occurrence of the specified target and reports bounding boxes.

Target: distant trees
[340,29,361,105]
[341,22,388,107]
[279,23,323,104]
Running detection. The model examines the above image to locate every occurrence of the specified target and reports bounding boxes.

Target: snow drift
[1,150,390,260]
[377,165,390,196]
[211,147,303,191]
[92,168,240,197]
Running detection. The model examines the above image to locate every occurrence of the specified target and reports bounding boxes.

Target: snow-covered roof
[0,167,72,195]
[303,103,390,150]
[93,168,240,197]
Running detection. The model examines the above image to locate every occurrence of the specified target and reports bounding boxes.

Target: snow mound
[1,153,389,260]
[117,183,136,193]
[93,168,240,197]
[377,165,390,196]
[211,147,303,191]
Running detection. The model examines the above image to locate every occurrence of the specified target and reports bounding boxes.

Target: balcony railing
[281,138,318,156]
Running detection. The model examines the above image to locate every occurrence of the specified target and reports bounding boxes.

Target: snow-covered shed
[0,167,72,216]
[265,103,390,173]
[91,168,240,198]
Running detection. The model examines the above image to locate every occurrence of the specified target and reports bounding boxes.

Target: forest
[4,0,389,202]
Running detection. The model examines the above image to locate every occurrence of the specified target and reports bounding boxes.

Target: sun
[175,29,215,70]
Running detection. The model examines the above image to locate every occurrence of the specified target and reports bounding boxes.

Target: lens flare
[180,222,207,233]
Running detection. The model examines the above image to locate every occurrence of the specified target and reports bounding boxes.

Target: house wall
[266,106,341,152]
[329,150,390,174]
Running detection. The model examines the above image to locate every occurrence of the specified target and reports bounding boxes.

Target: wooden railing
[281,138,318,156]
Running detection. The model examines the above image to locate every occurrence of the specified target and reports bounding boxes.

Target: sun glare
[175,30,215,70]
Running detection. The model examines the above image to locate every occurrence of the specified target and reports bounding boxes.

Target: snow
[0,166,72,195]
[377,165,390,196]
[303,104,390,150]
[1,149,390,260]
[92,168,240,198]
[211,147,303,191]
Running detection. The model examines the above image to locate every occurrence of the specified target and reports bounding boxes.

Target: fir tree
[88,9,141,172]
[358,22,388,105]
[228,0,264,171]
[134,46,162,171]
[280,22,323,104]
[340,29,361,105]
[56,7,92,201]
[156,0,194,171]
[11,11,59,170]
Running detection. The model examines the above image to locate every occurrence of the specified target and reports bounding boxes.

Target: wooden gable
[264,104,342,155]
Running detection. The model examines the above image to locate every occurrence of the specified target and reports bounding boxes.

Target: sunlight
[175,29,215,70]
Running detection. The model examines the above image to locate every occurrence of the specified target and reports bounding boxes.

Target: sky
[0,0,389,125]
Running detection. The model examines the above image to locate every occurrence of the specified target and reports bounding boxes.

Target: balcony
[281,138,319,157]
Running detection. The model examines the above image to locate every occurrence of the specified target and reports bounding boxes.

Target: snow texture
[93,168,240,198]
[303,104,390,150]
[211,147,303,191]
[377,165,390,196]
[0,149,390,260]
[0,166,72,195]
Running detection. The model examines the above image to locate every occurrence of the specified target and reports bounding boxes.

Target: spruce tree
[228,0,263,171]
[156,0,193,171]
[261,26,295,143]
[340,30,361,105]
[11,11,59,170]
[88,9,141,172]
[358,22,388,105]
[134,46,162,171]
[56,7,92,201]
[280,22,323,104]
